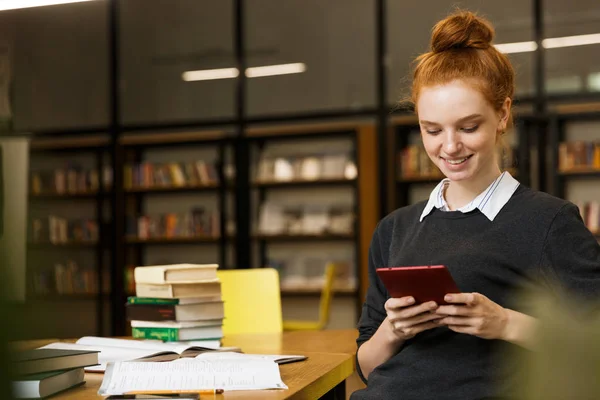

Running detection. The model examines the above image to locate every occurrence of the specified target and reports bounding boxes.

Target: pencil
[125,388,225,395]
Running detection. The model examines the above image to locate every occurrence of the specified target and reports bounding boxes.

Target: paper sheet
[98,360,288,395]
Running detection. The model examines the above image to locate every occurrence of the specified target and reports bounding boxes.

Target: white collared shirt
[419,171,520,222]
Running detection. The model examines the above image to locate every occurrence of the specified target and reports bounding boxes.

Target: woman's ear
[498,97,512,133]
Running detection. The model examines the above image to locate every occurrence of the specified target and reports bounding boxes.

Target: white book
[134,263,218,284]
[12,368,85,399]
[130,320,222,329]
[39,336,238,372]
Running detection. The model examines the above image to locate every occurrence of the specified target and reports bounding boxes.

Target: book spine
[126,304,177,321]
[127,296,179,305]
[132,327,179,341]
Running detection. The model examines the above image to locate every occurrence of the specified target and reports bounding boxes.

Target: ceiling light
[543,33,600,49]
[182,63,307,82]
[245,63,306,78]
[182,68,239,82]
[0,0,98,11]
[494,41,538,54]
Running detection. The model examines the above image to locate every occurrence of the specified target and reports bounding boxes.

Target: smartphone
[106,395,199,399]
[375,265,460,305]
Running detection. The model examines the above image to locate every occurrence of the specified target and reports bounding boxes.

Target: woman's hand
[435,292,509,340]
[385,296,442,341]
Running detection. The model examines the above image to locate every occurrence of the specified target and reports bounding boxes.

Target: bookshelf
[549,110,600,236]
[119,130,233,276]
[389,115,533,210]
[26,135,112,337]
[245,122,379,316]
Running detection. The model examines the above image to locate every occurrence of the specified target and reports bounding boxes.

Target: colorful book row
[126,209,220,239]
[559,141,600,171]
[124,161,218,189]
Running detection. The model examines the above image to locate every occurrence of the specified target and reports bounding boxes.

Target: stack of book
[11,348,99,399]
[127,263,225,343]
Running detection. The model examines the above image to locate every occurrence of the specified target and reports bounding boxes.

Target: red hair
[411,10,515,121]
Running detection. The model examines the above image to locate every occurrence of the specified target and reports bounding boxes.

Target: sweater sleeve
[539,203,600,305]
[355,220,391,382]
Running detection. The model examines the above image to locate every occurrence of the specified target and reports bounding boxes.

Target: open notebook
[38,336,239,372]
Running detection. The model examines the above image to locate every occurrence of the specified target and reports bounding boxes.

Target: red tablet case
[375,265,460,305]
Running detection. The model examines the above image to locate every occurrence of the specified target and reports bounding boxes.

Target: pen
[125,388,225,395]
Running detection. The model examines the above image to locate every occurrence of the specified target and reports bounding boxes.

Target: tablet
[375,265,460,305]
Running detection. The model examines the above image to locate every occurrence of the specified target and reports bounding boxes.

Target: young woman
[352,10,600,400]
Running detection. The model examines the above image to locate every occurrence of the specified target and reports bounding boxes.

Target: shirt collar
[419,171,520,222]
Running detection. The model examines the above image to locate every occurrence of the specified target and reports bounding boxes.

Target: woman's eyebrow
[420,113,483,125]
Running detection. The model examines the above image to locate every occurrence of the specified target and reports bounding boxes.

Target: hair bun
[430,11,494,53]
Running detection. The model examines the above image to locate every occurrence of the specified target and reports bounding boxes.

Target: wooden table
[16,330,359,400]
[222,329,359,356]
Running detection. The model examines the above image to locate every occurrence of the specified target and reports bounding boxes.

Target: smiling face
[417,80,510,185]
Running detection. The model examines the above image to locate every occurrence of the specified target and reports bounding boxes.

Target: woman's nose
[442,132,462,155]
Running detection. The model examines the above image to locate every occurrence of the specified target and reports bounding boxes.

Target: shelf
[27,293,102,302]
[29,191,106,199]
[125,183,219,194]
[28,241,98,249]
[280,287,358,297]
[559,167,600,178]
[253,233,354,242]
[126,236,221,245]
[253,178,356,189]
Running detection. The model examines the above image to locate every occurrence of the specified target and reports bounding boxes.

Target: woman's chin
[441,169,472,181]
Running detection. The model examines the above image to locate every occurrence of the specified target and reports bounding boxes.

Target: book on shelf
[12,368,85,399]
[559,141,600,171]
[126,208,220,240]
[256,153,354,182]
[30,165,112,195]
[124,160,218,189]
[131,320,224,342]
[12,348,99,376]
[30,260,108,296]
[31,216,98,244]
[126,300,225,322]
[134,263,218,284]
[257,202,354,236]
[38,337,240,372]
[135,281,221,299]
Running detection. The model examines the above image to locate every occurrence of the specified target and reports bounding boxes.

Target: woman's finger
[436,304,474,317]
[385,296,416,311]
[394,301,438,320]
[437,316,476,326]
[401,320,441,338]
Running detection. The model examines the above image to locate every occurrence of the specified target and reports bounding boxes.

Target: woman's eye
[462,125,478,133]
[426,129,441,135]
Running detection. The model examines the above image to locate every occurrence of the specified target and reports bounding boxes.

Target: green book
[127,295,221,305]
[127,296,179,305]
[131,323,223,342]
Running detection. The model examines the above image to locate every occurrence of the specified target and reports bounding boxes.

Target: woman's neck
[444,166,502,210]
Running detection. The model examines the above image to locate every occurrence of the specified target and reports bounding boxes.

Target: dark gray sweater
[352,185,600,400]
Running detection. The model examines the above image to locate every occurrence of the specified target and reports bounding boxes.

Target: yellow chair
[217,268,283,335]
[283,263,336,331]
